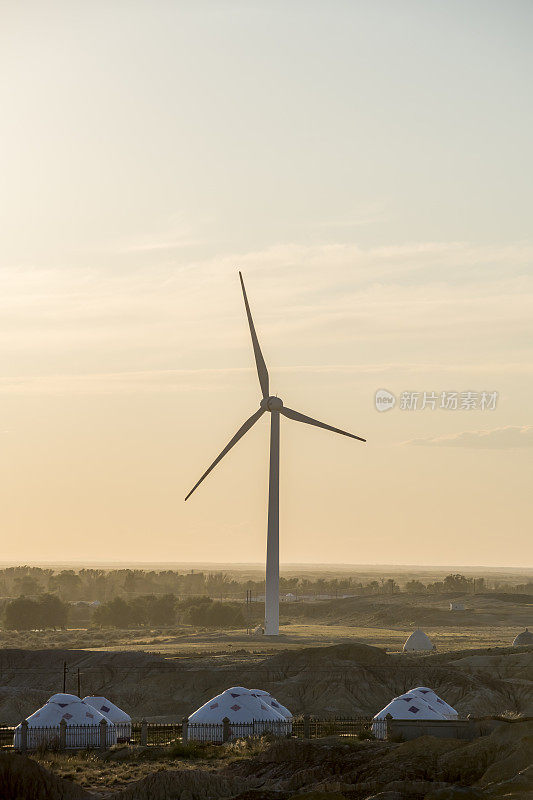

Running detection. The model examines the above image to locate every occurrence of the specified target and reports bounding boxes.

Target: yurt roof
[189,687,285,723]
[48,693,81,705]
[406,687,458,718]
[373,694,447,721]
[249,689,292,719]
[19,697,115,729]
[513,628,533,646]
[83,697,131,723]
[403,629,434,651]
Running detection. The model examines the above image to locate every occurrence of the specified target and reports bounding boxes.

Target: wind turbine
[185,273,366,635]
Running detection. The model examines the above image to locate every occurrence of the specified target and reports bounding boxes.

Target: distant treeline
[0,566,531,604]
[1,592,245,630]
[92,595,243,628]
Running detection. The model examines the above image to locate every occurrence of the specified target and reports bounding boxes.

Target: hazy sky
[1,1,532,567]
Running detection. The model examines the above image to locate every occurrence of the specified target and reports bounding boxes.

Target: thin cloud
[118,237,199,253]
[1,239,532,376]
[1,362,531,395]
[406,425,533,448]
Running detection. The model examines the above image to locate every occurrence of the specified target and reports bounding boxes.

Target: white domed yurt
[403,629,435,652]
[372,694,447,739]
[83,696,132,742]
[14,695,117,750]
[187,686,290,742]
[512,628,533,647]
[407,687,458,719]
[249,689,293,719]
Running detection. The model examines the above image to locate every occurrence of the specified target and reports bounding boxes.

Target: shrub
[167,741,222,760]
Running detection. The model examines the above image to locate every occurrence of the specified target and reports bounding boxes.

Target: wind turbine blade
[239,272,270,398]
[280,406,366,442]
[185,407,265,501]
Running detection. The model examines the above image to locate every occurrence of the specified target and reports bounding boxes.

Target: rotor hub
[261,395,283,412]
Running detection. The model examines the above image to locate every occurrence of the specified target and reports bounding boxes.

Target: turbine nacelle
[261,396,283,412]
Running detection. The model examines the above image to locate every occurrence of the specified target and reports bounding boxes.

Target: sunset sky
[1,1,531,566]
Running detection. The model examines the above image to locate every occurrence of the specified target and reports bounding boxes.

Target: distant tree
[4,594,68,630]
[37,593,68,629]
[405,580,426,594]
[182,571,206,596]
[49,570,82,600]
[206,572,230,598]
[279,577,299,592]
[93,597,134,628]
[92,594,177,628]
[129,594,177,627]
[13,575,42,596]
[442,574,471,593]
[513,582,533,595]
[148,594,176,626]
[79,568,108,601]
[41,568,54,589]
[185,598,244,628]
[4,597,37,630]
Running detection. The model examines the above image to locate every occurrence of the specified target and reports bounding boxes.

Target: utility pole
[245,589,251,634]
[63,661,68,693]
[77,667,81,698]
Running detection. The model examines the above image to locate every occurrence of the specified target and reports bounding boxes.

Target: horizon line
[0,560,530,572]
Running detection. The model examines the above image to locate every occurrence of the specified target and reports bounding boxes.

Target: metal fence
[1,716,382,751]
[9,720,118,751]
[130,722,182,746]
[187,718,292,743]
[0,726,15,750]
[64,722,117,749]
[292,716,380,739]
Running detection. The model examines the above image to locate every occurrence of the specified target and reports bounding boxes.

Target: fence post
[99,718,107,751]
[385,713,393,740]
[222,717,230,743]
[181,716,188,742]
[59,718,67,751]
[303,714,311,739]
[140,719,147,746]
[20,719,28,753]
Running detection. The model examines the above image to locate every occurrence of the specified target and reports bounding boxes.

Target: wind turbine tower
[185,273,366,635]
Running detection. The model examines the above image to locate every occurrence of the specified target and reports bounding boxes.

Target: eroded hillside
[0,643,531,723]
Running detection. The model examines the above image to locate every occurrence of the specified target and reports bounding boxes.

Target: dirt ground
[0,640,531,724]
[0,590,530,655]
[1,589,531,799]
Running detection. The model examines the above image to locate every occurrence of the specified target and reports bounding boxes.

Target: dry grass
[30,737,275,795]
[33,750,180,793]
[0,621,522,655]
